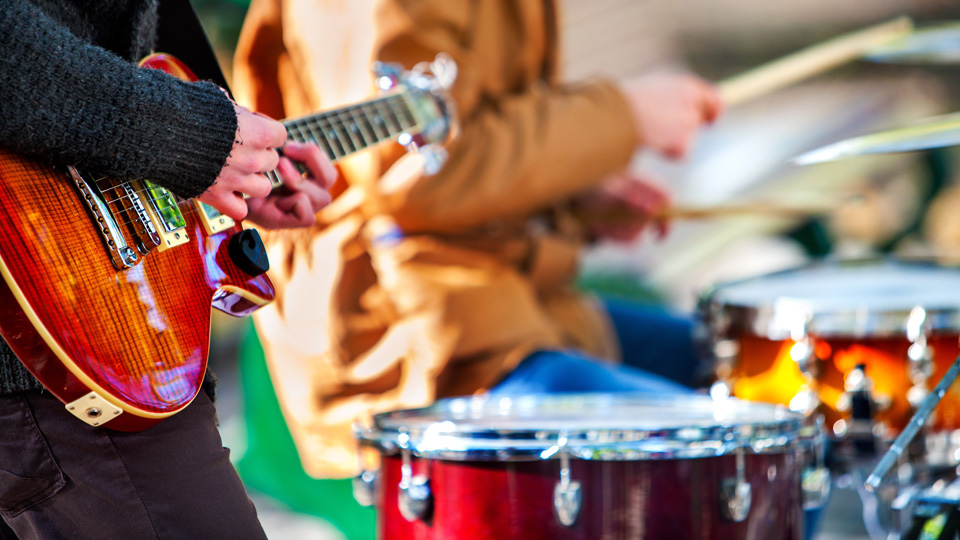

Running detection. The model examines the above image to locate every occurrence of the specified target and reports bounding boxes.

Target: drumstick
[718,16,914,106]
[660,201,839,220]
[573,200,841,224]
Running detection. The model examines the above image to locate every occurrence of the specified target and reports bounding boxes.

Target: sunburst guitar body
[0,54,274,431]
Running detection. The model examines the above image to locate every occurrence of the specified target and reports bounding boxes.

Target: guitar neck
[265,91,422,188]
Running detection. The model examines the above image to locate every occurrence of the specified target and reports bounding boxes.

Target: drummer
[232,0,720,535]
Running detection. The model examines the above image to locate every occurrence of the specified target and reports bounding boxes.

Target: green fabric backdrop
[236,320,376,540]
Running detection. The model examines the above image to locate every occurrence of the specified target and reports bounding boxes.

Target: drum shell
[730,333,960,433]
[376,450,805,540]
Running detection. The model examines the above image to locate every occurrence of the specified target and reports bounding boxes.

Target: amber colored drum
[703,260,960,437]
[357,394,814,540]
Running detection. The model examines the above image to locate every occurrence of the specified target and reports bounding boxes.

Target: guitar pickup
[194,200,235,235]
[139,181,189,251]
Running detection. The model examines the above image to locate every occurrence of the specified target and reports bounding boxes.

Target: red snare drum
[356,394,815,540]
[702,260,960,438]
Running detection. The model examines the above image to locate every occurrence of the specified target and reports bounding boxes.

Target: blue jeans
[492,299,700,395]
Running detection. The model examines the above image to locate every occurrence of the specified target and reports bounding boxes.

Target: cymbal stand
[866,353,960,491]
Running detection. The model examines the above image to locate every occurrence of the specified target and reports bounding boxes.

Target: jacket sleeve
[0,0,237,199]
[232,0,289,122]
[373,0,639,233]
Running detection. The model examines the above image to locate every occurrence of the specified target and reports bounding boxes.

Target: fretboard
[266,92,420,188]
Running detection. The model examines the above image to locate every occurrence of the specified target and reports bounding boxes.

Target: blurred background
[193,1,960,538]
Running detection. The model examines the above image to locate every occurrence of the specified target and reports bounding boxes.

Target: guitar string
[94,94,419,207]
[286,94,415,138]
[91,100,423,230]
[90,111,410,214]
[83,94,421,238]
[94,96,421,212]
[286,97,416,157]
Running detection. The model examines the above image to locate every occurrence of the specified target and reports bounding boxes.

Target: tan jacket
[233,0,638,478]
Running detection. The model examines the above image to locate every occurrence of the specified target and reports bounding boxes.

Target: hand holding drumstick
[574,173,672,242]
[573,168,848,237]
[579,73,723,243]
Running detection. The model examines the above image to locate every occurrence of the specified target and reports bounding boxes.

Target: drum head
[705,259,960,338]
[357,393,807,461]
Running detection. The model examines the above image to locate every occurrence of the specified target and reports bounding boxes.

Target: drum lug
[840,363,880,453]
[801,417,831,509]
[399,475,432,522]
[710,380,733,400]
[789,385,820,416]
[720,479,752,522]
[713,338,740,374]
[553,452,582,527]
[705,297,739,392]
[398,446,433,522]
[907,307,935,410]
[711,339,740,398]
[790,334,818,379]
[789,332,821,415]
[352,470,379,507]
[720,448,752,522]
[801,467,831,509]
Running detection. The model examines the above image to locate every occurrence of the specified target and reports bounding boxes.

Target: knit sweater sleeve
[0,0,238,199]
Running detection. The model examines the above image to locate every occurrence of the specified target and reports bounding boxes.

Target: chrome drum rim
[357,393,811,461]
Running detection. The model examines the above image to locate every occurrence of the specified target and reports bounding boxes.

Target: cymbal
[863,22,960,64]
[793,111,960,165]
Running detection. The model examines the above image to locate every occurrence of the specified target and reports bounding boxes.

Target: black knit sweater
[0,0,238,394]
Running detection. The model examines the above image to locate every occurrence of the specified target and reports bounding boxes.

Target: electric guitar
[0,53,455,430]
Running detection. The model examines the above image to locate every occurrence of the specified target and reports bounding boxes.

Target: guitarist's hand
[244,141,337,229]
[199,102,288,220]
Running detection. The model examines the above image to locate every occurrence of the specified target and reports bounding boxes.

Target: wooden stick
[661,201,839,220]
[719,16,914,106]
[574,201,840,224]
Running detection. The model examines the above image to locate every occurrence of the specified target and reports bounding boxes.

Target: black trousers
[0,390,267,540]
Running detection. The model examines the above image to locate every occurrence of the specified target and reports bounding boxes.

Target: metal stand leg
[866,353,960,491]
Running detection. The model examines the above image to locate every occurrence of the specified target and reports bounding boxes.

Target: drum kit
[348,18,960,540]
[703,260,960,537]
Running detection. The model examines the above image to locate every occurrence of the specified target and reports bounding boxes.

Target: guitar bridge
[71,167,141,270]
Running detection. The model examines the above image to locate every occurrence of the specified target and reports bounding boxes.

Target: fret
[347,105,378,147]
[332,109,363,153]
[268,87,436,191]
[386,96,410,131]
[394,95,419,130]
[290,122,321,162]
[330,116,358,155]
[287,121,310,144]
[302,117,343,160]
[316,119,348,159]
[305,122,337,161]
[363,102,389,141]
[302,115,353,160]
[374,97,404,134]
[382,95,408,129]
[290,119,330,161]
[347,108,375,149]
